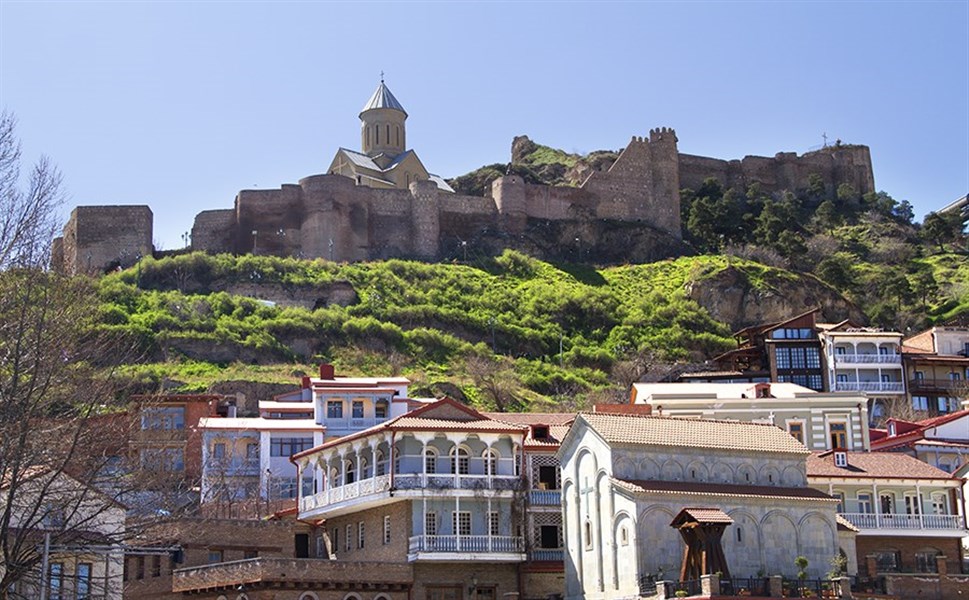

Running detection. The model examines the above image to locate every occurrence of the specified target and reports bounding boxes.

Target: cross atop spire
[380,70,385,84]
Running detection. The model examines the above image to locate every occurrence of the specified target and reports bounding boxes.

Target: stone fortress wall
[53,131,874,274]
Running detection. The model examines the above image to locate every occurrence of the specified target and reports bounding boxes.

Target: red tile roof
[613,478,834,502]
[579,412,808,455]
[807,451,956,480]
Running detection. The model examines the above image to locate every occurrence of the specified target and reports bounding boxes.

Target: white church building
[557,411,842,600]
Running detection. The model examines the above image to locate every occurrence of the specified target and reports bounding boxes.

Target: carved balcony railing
[407,535,524,555]
[839,512,964,531]
[835,354,902,365]
[529,490,561,505]
[834,382,905,393]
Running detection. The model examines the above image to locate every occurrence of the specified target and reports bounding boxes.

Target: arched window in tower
[386,124,390,145]
[396,125,400,147]
[375,125,379,145]
[367,127,370,148]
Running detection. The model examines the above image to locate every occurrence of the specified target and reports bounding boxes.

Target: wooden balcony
[834,381,905,393]
[835,354,902,365]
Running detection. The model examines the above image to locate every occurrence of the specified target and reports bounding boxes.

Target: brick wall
[322,499,411,562]
[885,573,969,600]
[59,205,153,274]
[857,534,963,576]
[412,562,521,600]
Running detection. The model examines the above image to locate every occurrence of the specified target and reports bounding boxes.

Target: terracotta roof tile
[836,514,859,532]
[807,452,956,480]
[580,413,808,454]
[613,478,833,502]
[675,508,734,524]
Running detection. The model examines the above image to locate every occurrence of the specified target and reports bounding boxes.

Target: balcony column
[340,451,347,487]
[873,482,880,528]
[421,439,429,486]
[455,493,461,551]
[916,482,924,528]
[487,496,493,552]
[370,440,378,479]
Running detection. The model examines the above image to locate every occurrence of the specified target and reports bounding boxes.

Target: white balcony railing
[408,535,524,554]
[530,549,564,562]
[840,512,964,530]
[835,354,902,364]
[834,382,905,393]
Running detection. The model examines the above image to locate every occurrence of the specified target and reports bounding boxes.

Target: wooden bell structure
[671,507,733,582]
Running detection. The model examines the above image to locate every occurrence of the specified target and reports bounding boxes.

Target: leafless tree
[464,353,521,413]
[0,116,175,599]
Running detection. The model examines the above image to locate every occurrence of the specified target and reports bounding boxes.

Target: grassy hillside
[94,252,801,408]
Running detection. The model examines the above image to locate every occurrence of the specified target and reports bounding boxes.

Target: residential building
[818,322,905,423]
[199,365,420,508]
[557,412,840,600]
[292,397,530,600]
[707,308,828,392]
[903,321,969,418]
[870,409,969,474]
[630,381,870,451]
[125,511,320,599]
[130,394,224,487]
[1,469,126,600]
[483,411,575,598]
[807,450,967,578]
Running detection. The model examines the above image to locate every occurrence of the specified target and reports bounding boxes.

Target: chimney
[227,403,238,418]
[319,363,335,380]
[301,376,311,389]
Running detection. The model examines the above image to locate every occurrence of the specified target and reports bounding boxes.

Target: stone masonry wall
[58,205,153,274]
[61,131,875,271]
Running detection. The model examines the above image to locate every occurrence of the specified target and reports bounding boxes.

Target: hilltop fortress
[53,81,874,273]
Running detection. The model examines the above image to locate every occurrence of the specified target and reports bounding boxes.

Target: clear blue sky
[2,1,967,250]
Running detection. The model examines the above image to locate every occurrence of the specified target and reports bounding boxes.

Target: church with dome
[326,80,453,193]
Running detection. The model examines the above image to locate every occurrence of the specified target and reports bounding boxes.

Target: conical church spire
[360,77,407,156]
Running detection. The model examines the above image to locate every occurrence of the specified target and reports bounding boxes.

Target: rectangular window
[833,492,845,512]
[327,400,343,419]
[938,397,952,413]
[858,493,873,514]
[383,515,391,544]
[489,511,499,536]
[876,551,901,572]
[806,347,821,369]
[375,401,388,419]
[453,511,472,536]
[358,522,365,549]
[77,563,92,600]
[931,494,948,514]
[538,465,558,489]
[352,401,364,418]
[151,555,161,577]
[346,524,353,552]
[775,347,791,369]
[829,422,848,449]
[790,347,807,369]
[540,525,561,549]
[48,562,63,600]
[807,375,823,391]
[213,442,226,459]
[474,588,497,600]
[905,494,922,515]
[140,406,186,430]
[425,452,437,474]
[244,549,258,559]
[426,586,462,600]
[246,442,259,458]
[787,422,804,444]
[425,512,438,536]
[270,437,314,457]
[950,372,962,381]
[136,556,145,579]
[332,527,339,552]
[207,550,223,564]
[912,396,929,411]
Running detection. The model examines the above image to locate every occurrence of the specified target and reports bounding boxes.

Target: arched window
[375,450,385,476]
[375,125,379,145]
[386,124,390,144]
[393,448,400,474]
[451,447,470,475]
[345,459,356,484]
[484,449,500,475]
[395,126,399,146]
[360,456,370,479]
[915,548,941,573]
[424,448,438,474]
[330,466,339,488]
[298,593,321,600]
[583,520,593,549]
[736,526,743,543]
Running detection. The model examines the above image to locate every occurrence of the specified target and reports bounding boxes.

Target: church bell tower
[360,77,407,158]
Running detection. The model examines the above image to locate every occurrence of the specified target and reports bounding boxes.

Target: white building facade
[557,413,840,600]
